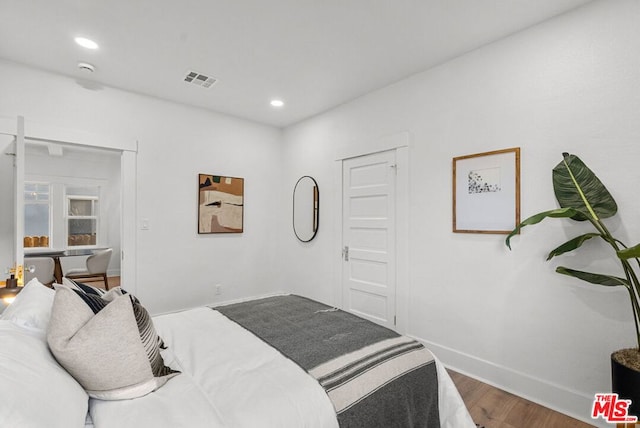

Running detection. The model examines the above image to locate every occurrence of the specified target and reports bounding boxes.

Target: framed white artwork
[452,147,520,234]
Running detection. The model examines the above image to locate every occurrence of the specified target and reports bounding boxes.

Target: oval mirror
[293,176,319,242]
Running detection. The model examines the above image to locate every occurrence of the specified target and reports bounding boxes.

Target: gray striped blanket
[215,295,440,428]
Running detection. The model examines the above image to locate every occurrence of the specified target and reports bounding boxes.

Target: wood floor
[104,276,596,427]
[448,370,595,428]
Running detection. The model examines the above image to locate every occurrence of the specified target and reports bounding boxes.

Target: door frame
[0,116,138,294]
[332,131,410,333]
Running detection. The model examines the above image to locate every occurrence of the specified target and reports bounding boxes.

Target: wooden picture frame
[452,147,520,234]
[198,174,244,234]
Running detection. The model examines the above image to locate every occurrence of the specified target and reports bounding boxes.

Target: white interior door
[342,150,396,328]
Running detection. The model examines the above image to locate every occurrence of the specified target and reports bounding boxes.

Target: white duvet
[89,307,475,428]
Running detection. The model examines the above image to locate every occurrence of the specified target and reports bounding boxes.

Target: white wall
[281,0,640,424]
[0,59,283,314]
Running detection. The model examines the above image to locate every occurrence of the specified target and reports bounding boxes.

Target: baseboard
[410,334,606,428]
[210,291,288,308]
[152,291,289,318]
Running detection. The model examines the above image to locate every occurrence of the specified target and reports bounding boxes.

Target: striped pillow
[61,278,168,347]
[47,286,179,400]
[61,277,108,296]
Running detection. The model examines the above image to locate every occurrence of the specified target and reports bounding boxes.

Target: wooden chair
[64,248,113,290]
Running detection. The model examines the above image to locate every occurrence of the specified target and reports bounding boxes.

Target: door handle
[342,245,349,261]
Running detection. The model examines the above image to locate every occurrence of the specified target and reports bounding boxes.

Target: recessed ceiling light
[270,99,284,108]
[74,37,99,50]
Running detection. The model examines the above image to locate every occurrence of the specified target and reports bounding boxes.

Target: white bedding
[89,307,475,428]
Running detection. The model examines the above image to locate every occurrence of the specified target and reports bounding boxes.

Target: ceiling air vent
[183,70,217,89]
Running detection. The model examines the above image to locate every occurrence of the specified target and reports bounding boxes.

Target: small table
[24,249,104,284]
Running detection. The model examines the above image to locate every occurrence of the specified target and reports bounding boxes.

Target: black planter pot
[612,354,640,418]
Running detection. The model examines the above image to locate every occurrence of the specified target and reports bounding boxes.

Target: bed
[0,279,475,428]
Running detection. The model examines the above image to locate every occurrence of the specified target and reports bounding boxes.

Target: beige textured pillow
[47,286,178,400]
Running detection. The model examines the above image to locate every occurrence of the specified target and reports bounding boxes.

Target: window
[24,182,51,248]
[66,186,100,247]
[23,181,104,250]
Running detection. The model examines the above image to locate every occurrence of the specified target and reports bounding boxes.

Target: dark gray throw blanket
[215,295,440,428]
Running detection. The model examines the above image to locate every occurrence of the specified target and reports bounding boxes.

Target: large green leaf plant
[506,153,640,350]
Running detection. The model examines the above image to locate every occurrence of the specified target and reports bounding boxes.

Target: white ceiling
[0,0,592,128]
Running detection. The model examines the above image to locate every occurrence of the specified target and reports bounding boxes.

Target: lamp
[1,265,26,305]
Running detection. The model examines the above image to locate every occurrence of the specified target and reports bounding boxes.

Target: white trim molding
[412,335,605,428]
[332,131,411,334]
[8,116,138,294]
[0,115,137,153]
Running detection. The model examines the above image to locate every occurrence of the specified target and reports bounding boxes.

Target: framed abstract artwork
[198,174,244,234]
[452,147,520,234]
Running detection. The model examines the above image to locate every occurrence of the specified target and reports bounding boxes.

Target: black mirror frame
[293,176,319,242]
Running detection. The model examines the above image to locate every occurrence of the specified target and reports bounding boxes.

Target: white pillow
[47,287,179,400]
[0,278,55,332]
[0,320,88,427]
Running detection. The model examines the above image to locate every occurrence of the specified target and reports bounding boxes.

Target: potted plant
[505,152,640,416]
